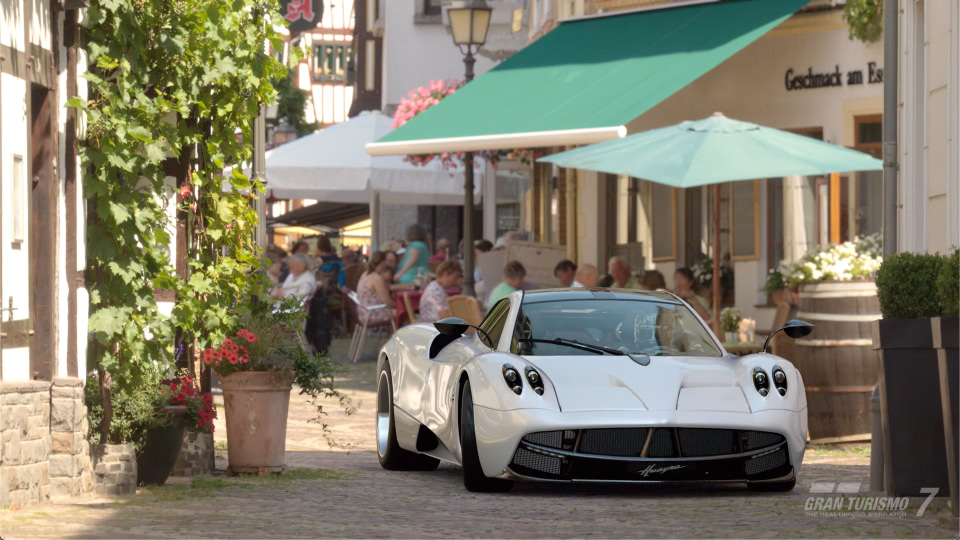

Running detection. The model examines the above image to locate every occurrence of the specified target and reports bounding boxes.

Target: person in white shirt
[270,254,317,300]
[574,264,599,288]
[554,259,585,288]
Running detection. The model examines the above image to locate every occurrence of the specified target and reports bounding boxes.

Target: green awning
[367,0,810,156]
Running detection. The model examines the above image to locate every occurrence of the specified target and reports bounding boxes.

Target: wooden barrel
[794,280,881,442]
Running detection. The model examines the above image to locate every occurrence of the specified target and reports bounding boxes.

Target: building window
[854,115,883,238]
[423,0,441,16]
[312,42,352,83]
[730,180,759,260]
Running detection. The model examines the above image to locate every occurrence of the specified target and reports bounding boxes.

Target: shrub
[937,249,959,317]
[875,252,943,318]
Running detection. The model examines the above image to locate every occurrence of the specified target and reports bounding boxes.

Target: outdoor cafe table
[395,287,461,327]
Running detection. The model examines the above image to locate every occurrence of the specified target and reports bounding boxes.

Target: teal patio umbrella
[539,113,883,332]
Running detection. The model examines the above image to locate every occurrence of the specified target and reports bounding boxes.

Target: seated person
[575,264,599,288]
[673,267,711,321]
[428,238,451,263]
[554,259,581,288]
[356,251,396,325]
[640,270,667,291]
[608,256,641,289]
[419,261,463,322]
[314,236,345,288]
[487,260,526,307]
[270,254,317,300]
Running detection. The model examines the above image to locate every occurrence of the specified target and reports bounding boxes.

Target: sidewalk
[1,337,957,539]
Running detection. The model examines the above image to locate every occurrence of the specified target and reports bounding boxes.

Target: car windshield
[512,299,722,357]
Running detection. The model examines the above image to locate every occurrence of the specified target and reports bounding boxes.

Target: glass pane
[651,184,673,260]
[731,182,756,258]
[856,171,883,236]
[515,299,721,357]
[858,121,882,145]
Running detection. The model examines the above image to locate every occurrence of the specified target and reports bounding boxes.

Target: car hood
[525,355,751,413]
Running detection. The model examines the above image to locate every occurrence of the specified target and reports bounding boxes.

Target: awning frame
[366,126,627,156]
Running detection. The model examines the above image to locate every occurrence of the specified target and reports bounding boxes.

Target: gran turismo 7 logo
[804,482,939,518]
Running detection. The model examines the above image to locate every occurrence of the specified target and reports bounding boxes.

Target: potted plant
[873,251,950,497]
[203,295,352,475]
[934,249,959,513]
[720,307,742,344]
[135,375,217,486]
[763,268,787,305]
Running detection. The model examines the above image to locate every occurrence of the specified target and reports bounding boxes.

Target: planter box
[873,319,949,497]
[221,371,294,475]
[934,317,959,514]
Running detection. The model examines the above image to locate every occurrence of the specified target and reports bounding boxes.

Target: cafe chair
[345,290,397,363]
[402,292,419,325]
[446,295,483,328]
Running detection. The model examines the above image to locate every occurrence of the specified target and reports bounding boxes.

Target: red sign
[281,0,323,32]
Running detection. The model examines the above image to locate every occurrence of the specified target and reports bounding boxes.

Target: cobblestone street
[1,340,957,539]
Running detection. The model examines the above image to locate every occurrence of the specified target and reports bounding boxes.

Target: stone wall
[0,378,93,506]
[171,432,213,477]
[1,381,52,506]
[48,378,93,499]
[91,444,136,496]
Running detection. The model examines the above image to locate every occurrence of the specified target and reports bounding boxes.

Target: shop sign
[281,0,324,33]
[785,62,882,91]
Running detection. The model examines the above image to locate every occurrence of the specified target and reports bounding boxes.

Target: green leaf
[145,142,166,163]
[107,201,131,224]
[88,306,126,338]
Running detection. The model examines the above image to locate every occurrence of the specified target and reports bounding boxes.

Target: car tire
[748,477,797,492]
[459,379,513,493]
[377,365,440,471]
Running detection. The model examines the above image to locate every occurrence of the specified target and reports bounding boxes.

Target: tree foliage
[843,0,883,43]
[275,69,318,137]
[74,0,287,436]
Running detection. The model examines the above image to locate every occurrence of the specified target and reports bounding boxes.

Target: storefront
[581,6,884,326]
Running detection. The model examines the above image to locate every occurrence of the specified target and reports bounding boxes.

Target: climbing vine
[73,0,287,440]
[842,0,883,43]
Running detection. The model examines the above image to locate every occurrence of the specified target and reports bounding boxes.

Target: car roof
[520,288,683,305]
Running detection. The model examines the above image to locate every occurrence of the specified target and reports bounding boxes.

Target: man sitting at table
[418,261,464,322]
[269,254,317,300]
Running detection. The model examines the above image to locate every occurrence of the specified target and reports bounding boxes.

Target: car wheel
[748,477,797,492]
[459,379,513,493]
[377,365,440,471]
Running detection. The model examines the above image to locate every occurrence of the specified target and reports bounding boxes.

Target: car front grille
[510,428,789,481]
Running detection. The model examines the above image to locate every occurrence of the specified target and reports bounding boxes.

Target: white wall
[381,1,496,111]
[898,0,960,254]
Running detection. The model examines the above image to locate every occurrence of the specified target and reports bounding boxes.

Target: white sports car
[375,289,812,492]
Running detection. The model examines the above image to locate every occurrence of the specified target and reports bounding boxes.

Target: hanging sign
[281,0,324,33]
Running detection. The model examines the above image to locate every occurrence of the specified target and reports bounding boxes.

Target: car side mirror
[763,319,815,353]
[434,317,469,337]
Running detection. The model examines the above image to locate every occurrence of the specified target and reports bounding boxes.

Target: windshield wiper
[519,337,625,356]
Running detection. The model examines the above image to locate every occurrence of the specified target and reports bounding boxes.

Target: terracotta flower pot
[221,371,294,473]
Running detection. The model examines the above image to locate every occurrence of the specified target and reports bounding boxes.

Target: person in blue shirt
[393,224,431,285]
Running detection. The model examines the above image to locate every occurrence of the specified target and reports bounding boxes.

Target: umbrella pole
[712,184,721,335]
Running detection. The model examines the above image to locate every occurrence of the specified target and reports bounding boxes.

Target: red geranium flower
[179,185,191,199]
[169,382,177,391]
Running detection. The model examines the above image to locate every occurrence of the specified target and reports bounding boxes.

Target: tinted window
[516,299,721,357]
[479,299,510,350]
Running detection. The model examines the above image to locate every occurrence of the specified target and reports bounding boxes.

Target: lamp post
[447,1,491,298]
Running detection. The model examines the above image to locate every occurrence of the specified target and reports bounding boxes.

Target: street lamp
[447,0,491,298]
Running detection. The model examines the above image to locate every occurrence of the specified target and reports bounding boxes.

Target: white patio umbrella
[257,110,482,204]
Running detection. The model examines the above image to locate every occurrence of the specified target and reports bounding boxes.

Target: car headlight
[525,366,545,395]
[502,364,522,395]
[772,365,787,396]
[752,367,769,397]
